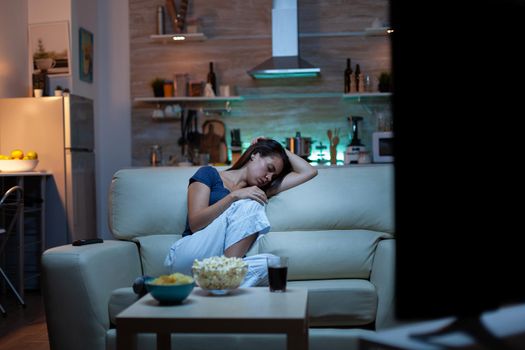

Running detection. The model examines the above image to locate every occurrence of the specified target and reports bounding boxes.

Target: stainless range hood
[248,0,320,79]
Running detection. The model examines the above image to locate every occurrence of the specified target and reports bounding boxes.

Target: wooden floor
[0,290,49,350]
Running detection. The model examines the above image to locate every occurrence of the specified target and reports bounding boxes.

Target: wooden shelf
[152,115,180,122]
[149,33,207,42]
[242,92,391,100]
[134,94,390,104]
[343,92,392,102]
[134,96,243,115]
[364,27,392,36]
[134,96,243,103]
[242,92,341,100]
[149,31,390,42]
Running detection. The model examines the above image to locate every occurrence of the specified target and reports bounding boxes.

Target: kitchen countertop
[312,162,392,168]
[0,170,52,176]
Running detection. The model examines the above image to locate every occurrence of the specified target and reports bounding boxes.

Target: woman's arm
[187,182,268,233]
[267,148,318,197]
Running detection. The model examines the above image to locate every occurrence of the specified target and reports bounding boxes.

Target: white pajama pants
[164,199,277,287]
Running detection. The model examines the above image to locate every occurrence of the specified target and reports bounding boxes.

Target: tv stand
[359,303,525,350]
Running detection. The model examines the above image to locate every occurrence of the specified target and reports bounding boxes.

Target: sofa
[42,164,396,350]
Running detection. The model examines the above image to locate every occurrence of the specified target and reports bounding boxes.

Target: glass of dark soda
[267,256,288,292]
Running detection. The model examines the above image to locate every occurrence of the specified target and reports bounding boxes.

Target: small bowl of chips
[144,272,195,304]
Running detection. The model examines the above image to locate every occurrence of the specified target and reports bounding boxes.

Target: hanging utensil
[327,129,333,150]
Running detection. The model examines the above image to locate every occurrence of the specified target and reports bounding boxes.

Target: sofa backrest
[108,164,394,240]
[267,165,394,233]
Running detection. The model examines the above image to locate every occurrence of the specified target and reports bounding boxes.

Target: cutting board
[200,120,227,163]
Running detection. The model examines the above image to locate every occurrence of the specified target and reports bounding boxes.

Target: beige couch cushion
[266,165,394,233]
[109,165,394,240]
[132,230,390,280]
[289,279,377,326]
[109,167,197,239]
[253,230,391,280]
[134,234,181,277]
[108,287,139,326]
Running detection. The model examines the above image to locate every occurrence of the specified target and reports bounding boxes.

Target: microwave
[372,131,394,163]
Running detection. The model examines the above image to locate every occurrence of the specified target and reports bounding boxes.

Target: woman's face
[246,153,284,187]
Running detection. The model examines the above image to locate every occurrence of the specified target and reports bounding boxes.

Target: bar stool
[0,185,25,316]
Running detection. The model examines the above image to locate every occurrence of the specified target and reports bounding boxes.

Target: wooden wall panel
[130,0,391,165]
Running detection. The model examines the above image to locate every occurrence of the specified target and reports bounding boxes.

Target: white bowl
[192,256,248,293]
[0,159,39,172]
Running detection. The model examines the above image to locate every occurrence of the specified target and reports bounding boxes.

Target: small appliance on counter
[372,131,394,163]
[344,116,366,164]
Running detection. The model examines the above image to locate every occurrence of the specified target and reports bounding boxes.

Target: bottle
[150,145,162,166]
[156,6,165,35]
[207,62,217,95]
[344,58,353,93]
[364,74,372,92]
[355,64,361,92]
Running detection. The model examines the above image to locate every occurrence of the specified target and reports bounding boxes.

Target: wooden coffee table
[116,286,309,350]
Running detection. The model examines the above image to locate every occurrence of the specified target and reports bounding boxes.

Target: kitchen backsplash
[130,0,391,166]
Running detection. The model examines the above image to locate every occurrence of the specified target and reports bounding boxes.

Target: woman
[164,137,317,286]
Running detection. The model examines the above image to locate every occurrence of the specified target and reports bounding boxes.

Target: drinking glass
[267,256,288,292]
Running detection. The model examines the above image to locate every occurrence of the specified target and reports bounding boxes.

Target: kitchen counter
[0,170,52,176]
[312,162,392,168]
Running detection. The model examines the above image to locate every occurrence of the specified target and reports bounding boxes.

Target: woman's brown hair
[227,139,292,195]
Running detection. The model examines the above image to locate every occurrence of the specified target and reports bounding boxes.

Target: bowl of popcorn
[192,256,248,295]
[144,272,195,304]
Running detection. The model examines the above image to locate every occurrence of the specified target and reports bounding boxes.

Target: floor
[0,290,49,350]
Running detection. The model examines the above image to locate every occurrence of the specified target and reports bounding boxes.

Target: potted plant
[54,85,63,96]
[378,72,392,92]
[33,39,55,71]
[150,78,165,97]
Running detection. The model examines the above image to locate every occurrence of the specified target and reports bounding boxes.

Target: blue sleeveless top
[182,166,230,236]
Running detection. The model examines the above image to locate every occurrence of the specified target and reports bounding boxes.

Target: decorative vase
[35,58,56,71]
[152,85,164,97]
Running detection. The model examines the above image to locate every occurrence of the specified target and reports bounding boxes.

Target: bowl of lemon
[0,149,39,172]
[145,272,195,305]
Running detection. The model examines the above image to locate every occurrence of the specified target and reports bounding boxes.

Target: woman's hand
[231,186,268,205]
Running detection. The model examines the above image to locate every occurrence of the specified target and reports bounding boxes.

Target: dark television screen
[391,0,525,322]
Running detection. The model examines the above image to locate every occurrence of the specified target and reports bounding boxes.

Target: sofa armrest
[42,240,142,350]
[370,238,397,330]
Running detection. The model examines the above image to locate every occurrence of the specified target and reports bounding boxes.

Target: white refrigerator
[0,95,97,247]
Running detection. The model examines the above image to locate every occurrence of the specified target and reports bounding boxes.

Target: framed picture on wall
[79,27,93,83]
[28,21,71,75]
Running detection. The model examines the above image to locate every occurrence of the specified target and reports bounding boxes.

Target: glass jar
[150,145,162,166]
